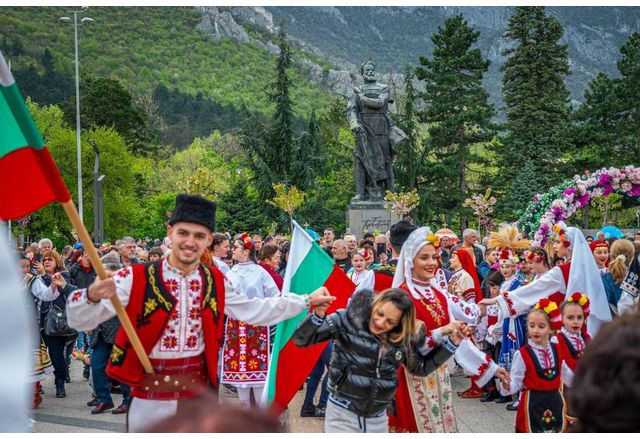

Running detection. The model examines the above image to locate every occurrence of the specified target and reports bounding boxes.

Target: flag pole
[62,199,154,374]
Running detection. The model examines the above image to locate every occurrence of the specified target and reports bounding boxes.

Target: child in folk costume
[293,288,458,433]
[388,227,508,433]
[346,248,375,287]
[221,233,280,408]
[590,240,610,275]
[555,293,591,427]
[498,299,574,433]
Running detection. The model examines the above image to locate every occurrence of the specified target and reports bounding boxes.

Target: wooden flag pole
[62,200,154,374]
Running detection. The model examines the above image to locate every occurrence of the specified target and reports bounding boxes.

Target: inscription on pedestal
[347,202,401,235]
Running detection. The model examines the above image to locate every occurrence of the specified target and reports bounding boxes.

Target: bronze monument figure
[347,59,407,203]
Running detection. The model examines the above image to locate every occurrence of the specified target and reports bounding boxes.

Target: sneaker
[300,404,316,417]
[506,401,519,411]
[87,398,100,407]
[314,406,326,417]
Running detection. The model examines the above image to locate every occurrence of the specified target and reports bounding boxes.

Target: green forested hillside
[0,6,332,119]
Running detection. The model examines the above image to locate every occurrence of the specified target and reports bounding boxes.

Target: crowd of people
[16,193,640,432]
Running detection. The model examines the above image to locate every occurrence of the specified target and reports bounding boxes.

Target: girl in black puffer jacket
[294,288,463,433]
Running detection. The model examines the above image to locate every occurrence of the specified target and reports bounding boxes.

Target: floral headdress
[237,233,254,250]
[552,223,571,248]
[354,248,370,259]
[425,233,440,249]
[534,298,563,330]
[565,292,591,317]
[526,250,543,263]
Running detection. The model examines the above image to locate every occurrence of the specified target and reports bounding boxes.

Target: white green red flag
[0,50,70,220]
[264,220,354,413]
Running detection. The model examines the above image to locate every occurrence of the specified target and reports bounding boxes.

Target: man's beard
[363,72,376,82]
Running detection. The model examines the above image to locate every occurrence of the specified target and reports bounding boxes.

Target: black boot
[55,378,66,398]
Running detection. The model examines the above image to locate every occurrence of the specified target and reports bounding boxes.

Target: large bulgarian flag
[264,220,354,413]
[0,50,70,220]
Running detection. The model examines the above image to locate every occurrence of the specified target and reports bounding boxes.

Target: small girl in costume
[555,292,591,427]
[498,298,574,433]
[346,248,374,287]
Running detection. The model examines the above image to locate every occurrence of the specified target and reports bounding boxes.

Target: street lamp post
[60,9,93,222]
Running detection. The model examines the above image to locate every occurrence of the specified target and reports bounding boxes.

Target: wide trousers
[324,399,388,433]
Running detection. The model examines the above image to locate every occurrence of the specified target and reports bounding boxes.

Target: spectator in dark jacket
[68,251,97,376]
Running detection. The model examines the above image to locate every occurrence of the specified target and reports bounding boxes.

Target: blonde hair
[372,288,418,366]
[609,239,635,284]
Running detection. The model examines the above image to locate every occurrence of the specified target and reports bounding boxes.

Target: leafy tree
[21,100,138,244]
[416,14,495,227]
[63,76,155,155]
[498,6,572,215]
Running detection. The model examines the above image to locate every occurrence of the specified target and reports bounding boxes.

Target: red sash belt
[131,355,207,400]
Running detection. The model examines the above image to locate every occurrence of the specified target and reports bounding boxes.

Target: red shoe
[91,402,114,414]
[458,387,485,398]
[112,404,128,415]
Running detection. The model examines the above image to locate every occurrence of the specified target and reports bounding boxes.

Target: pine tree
[394,66,421,190]
[416,14,495,228]
[499,6,571,215]
[267,20,295,181]
[616,32,640,160]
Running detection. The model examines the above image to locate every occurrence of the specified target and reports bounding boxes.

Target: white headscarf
[556,221,611,334]
[392,226,436,299]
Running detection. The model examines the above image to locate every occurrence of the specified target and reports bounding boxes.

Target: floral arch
[518,166,640,246]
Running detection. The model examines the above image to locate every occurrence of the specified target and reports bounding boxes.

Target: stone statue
[347,59,407,203]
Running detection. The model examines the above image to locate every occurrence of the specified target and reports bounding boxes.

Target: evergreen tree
[416,14,495,228]
[267,20,295,181]
[616,32,640,160]
[394,66,421,190]
[572,72,621,170]
[499,6,571,215]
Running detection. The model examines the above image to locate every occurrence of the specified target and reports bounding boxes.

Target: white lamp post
[60,9,93,222]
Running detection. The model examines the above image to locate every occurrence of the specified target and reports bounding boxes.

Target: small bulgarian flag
[0,50,70,220]
[264,220,354,413]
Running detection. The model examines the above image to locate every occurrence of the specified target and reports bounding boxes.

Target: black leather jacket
[293,290,454,417]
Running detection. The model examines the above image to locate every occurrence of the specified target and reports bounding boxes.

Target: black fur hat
[389,220,417,247]
[168,194,216,232]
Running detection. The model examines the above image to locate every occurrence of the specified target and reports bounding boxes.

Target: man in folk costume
[388,227,508,432]
[66,194,335,432]
[357,219,417,293]
[480,221,612,338]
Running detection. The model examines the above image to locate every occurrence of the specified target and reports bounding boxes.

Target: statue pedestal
[347,201,401,236]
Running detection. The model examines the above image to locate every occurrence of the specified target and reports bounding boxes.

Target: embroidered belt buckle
[138,368,207,394]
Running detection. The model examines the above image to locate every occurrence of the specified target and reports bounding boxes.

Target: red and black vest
[555,331,590,371]
[106,261,226,388]
[520,343,563,391]
[372,260,397,293]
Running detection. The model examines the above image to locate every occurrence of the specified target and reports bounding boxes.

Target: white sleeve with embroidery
[497,350,525,396]
[66,266,134,331]
[30,277,59,301]
[454,339,498,388]
[497,267,566,318]
[224,276,309,325]
[445,290,480,324]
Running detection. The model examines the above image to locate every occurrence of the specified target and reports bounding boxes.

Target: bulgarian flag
[264,220,354,413]
[0,51,70,221]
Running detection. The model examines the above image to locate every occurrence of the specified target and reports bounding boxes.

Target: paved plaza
[31,360,514,433]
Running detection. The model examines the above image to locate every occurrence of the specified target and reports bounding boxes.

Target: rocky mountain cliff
[196,6,640,109]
